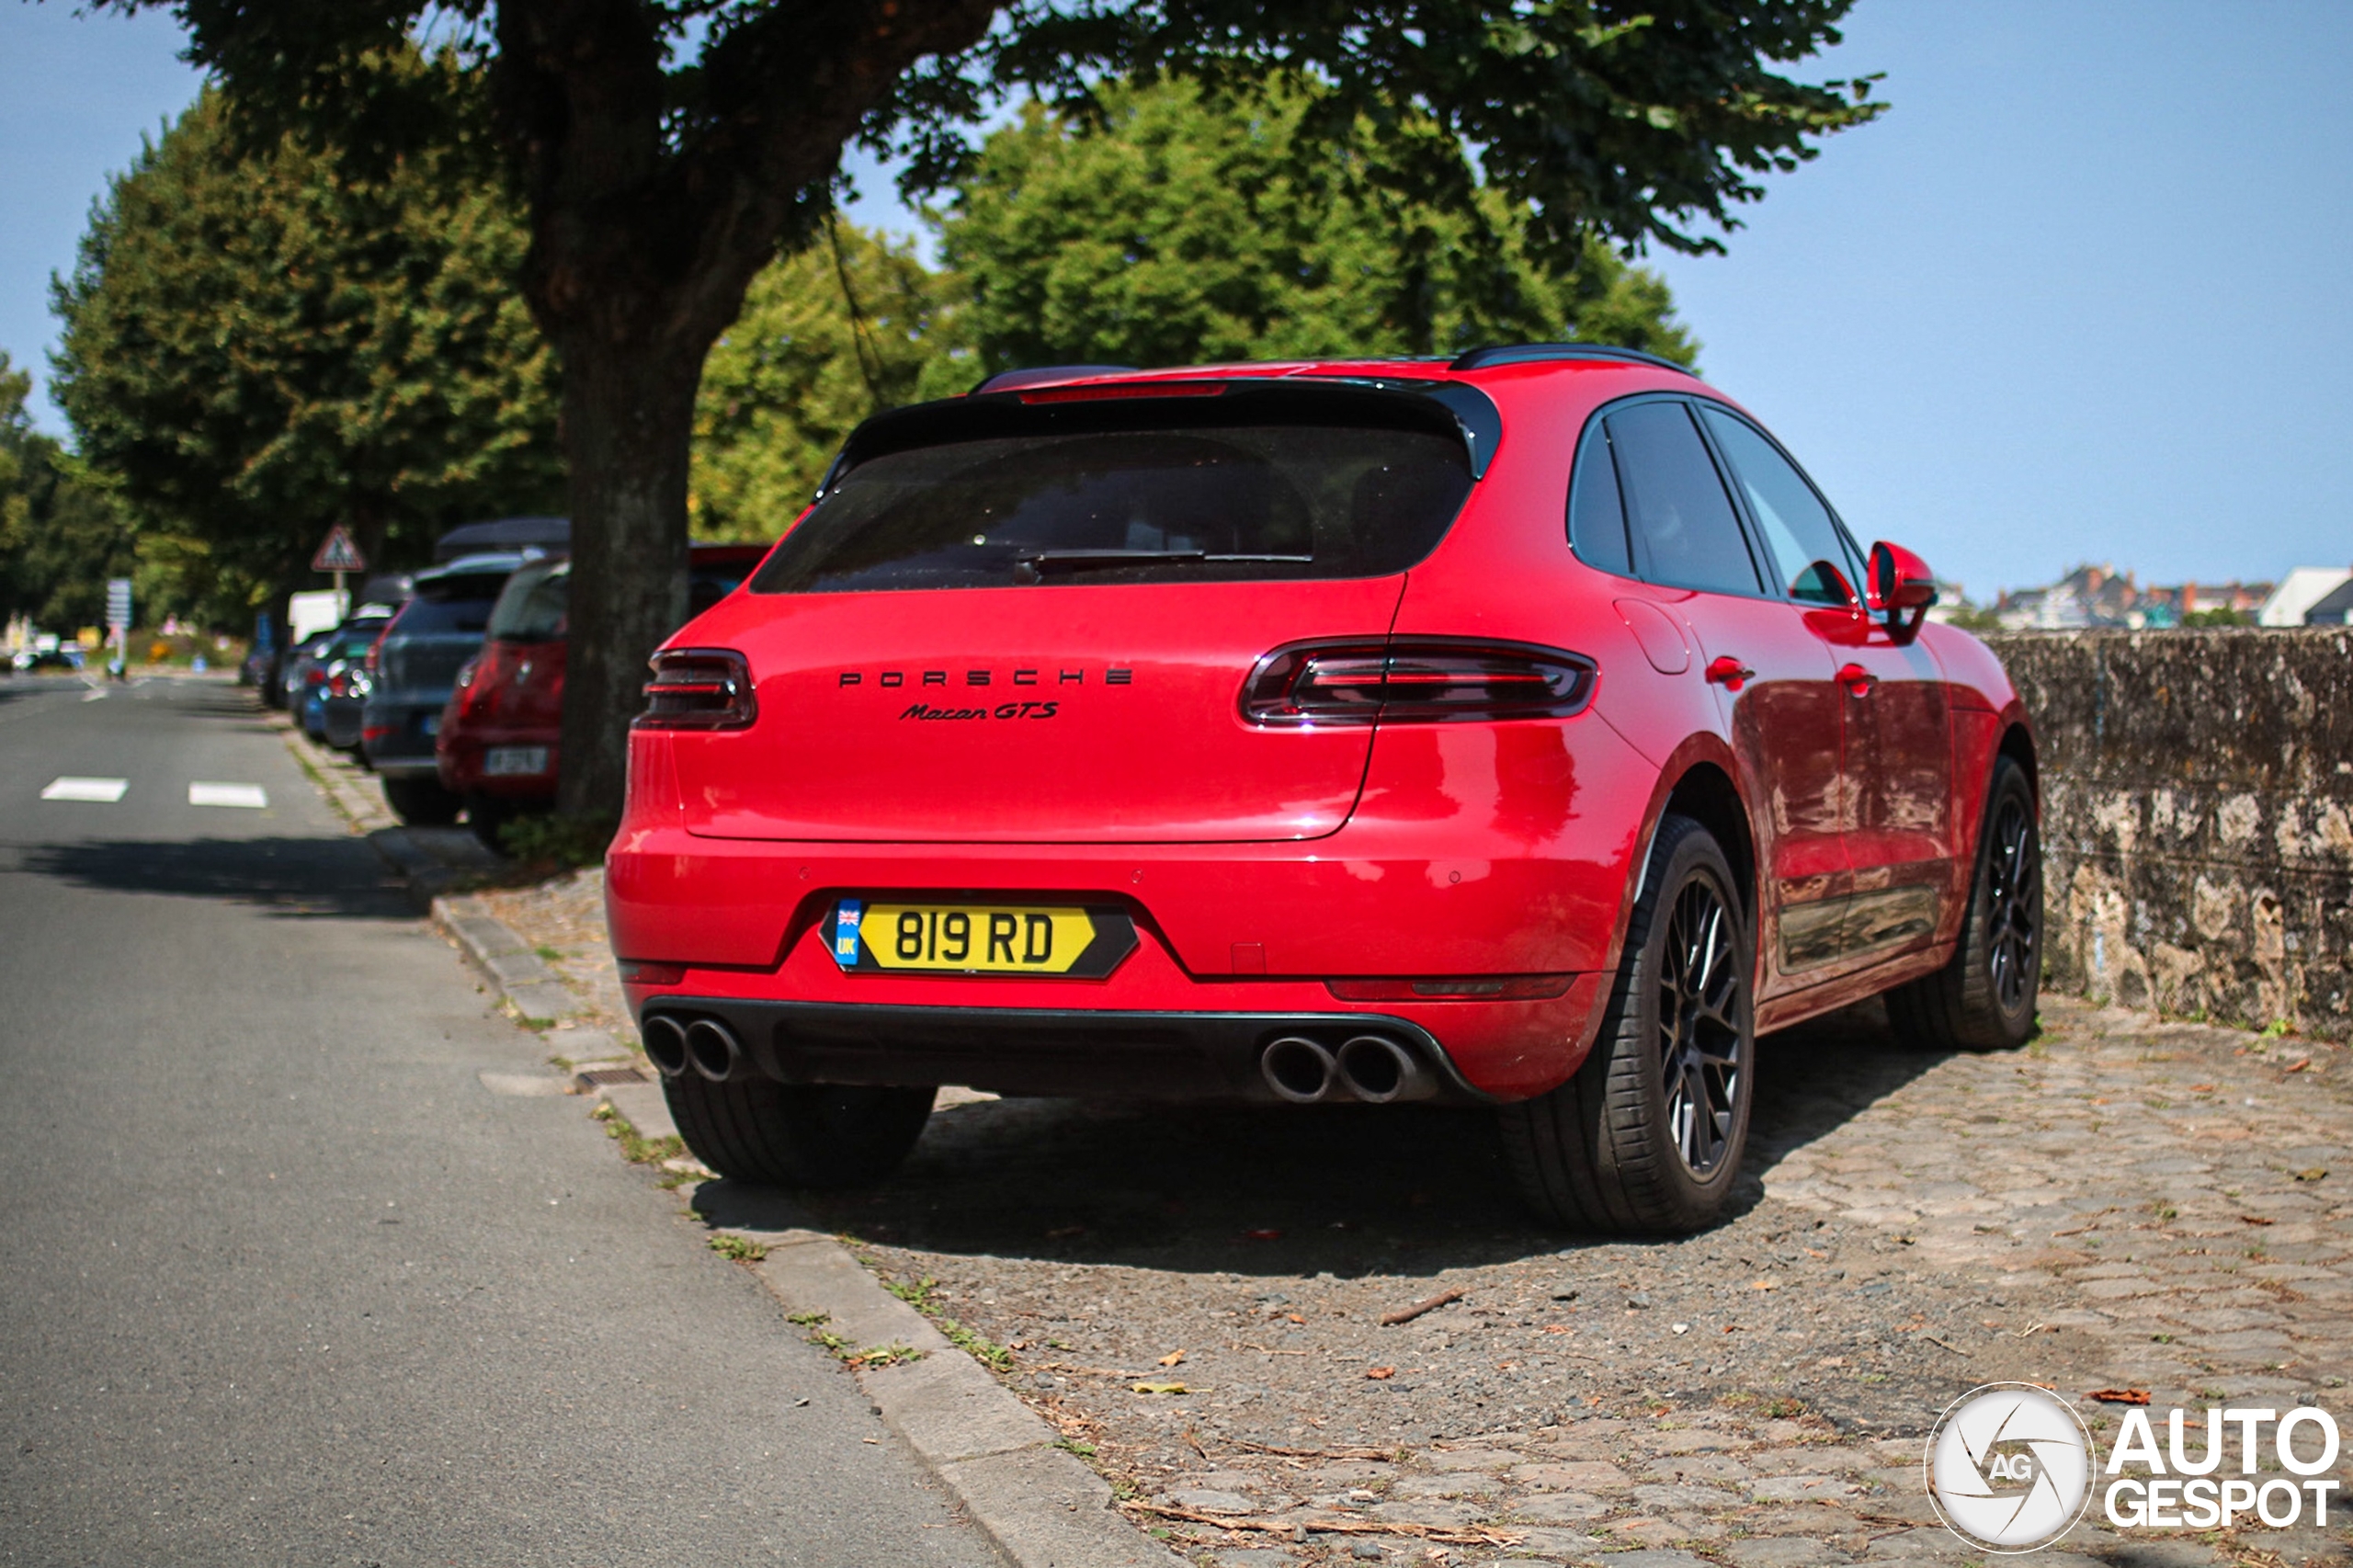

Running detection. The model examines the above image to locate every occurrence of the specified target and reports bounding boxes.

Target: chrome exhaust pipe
[1335,1034,1435,1104]
[1260,1036,1337,1103]
[642,1015,689,1078]
[685,1017,742,1083]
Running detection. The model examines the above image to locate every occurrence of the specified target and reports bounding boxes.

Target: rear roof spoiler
[820,376,1504,498]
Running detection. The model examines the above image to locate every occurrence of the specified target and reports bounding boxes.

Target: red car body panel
[607,356,2032,1103]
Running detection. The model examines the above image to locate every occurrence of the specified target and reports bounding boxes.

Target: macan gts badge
[612,345,2043,1233]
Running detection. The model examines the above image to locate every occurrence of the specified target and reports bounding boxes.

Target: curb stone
[426,899,1175,1566]
[748,1230,1189,1568]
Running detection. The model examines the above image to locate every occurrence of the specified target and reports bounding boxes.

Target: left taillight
[637,648,756,731]
[1241,638,1596,727]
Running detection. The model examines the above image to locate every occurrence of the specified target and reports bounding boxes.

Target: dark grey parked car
[361,554,524,824]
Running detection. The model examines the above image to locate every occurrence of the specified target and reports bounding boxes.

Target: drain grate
[575,1065,649,1087]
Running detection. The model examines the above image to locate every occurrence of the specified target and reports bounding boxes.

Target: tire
[465,794,517,853]
[1500,814,1756,1234]
[664,1074,935,1187]
[1885,756,2042,1051]
[381,775,462,826]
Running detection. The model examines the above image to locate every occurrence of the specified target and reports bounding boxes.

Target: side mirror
[1869,540,1937,642]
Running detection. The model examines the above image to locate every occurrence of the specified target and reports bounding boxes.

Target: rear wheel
[664,1075,935,1187]
[1886,756,2041,1051]
[381,775,461,826]
[1500,814,1755,1233]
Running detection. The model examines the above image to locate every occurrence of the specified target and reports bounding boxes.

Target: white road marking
[41,777,129,802]
[188,781,268,810]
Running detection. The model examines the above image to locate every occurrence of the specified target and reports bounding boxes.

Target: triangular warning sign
[312,525,369,574]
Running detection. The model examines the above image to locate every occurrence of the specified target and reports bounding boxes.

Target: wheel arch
[1653,759,1757,925]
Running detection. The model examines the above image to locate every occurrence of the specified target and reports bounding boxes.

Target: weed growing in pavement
[709,1233,769,1263]
[534,944,564,962]
[785,1311,923,1369]
[591,1102,685,1166]
[883,1274,1016,1372]
[1053,1438,1097,1459]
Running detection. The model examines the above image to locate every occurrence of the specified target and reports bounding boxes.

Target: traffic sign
[312,525,369,574]
[105,577,132,632]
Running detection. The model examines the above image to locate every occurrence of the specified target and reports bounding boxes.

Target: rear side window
[1699,406,1863,605]
[392,574,505,635]
[752,426,1472,594]
[1567,421,1632,575]
[1604,401,1762,597]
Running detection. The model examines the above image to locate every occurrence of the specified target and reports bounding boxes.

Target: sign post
[104,576,131,682]
[312,525,369,610]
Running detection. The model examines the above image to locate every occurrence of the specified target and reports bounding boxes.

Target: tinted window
[1567,420,1632,575]
[688,560,754,616]
[752,426,1472,594]
[1699,407,1862,605]
[392,574,506,636]
[1605,401,1761,596]
[488,562,568,642]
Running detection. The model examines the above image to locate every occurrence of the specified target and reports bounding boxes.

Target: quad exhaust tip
[685,1018,742,1082]
[1260,1031,1435,1104]
[642,1015,689,1078]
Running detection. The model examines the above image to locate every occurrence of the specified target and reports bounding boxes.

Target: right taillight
[637,648,756,730]
[1241,637,1596,727]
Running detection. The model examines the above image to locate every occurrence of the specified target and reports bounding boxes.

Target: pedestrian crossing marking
[188,782,267,810]
[40,777,128,802]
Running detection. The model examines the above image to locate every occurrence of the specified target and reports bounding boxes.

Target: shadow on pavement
[15,835,410,918]
[700,997,1949,1280]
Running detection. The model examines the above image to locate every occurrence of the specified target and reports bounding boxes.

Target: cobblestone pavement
[480,872,2351,1566]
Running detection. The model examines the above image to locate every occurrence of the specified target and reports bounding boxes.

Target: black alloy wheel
[1886,756,2043,1051]
[1983,790,2041,1018]
[1657,875,1746,1179]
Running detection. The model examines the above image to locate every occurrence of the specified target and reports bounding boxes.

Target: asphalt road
[0,675,1000,1567]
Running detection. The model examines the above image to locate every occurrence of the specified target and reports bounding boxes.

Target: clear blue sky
[6,1,2350,600]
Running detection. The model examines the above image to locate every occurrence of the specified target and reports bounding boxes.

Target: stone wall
[1984,628,2353,1040]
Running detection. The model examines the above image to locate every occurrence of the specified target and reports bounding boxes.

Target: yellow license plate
[828,899,1136,977]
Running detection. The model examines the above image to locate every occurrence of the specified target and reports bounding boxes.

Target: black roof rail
[1448,342,1689,374]
[972,364,1142,395]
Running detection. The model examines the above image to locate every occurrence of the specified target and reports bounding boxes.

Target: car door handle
[1836,662,1878,697]
[1705,655,1756,691]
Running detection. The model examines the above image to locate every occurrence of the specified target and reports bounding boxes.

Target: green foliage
[0,352,141,631]
[691,222,953,540]
[938,83,1699,371]
[2180,608,2254,628]
[495,812,617,869]
[50,51,563,627]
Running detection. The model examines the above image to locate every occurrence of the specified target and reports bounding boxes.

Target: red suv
[609,347,2040,1233]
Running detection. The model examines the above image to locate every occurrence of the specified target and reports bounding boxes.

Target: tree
[50,59,563,632]
[0,351,141,633]
[692,222,949,541]
[118,0,1881,819]
[940,81,1698,371]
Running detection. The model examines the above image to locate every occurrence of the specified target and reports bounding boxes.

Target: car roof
[968,343,1697,397]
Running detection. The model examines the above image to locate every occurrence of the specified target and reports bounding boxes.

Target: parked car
[296,619,391,741]
[12,648,81,674]
[361,554,529,824]
[320,659,370,754]
[436,543,770,846]
[608,347,2043,1233]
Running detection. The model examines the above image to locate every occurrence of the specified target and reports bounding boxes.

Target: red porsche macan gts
[608,344,2042,1233]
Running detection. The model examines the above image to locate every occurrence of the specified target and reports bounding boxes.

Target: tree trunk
[553,335,699,820]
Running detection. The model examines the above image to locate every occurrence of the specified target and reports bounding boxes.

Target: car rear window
[392,574,506,636]
[752,407,1475,595]
[488,562,568,642]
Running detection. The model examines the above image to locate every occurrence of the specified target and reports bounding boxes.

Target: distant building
[2257,567,2353,627]
[1994,564,2274,630]
[2306,578,2353,625]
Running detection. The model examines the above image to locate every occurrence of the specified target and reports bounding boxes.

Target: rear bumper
[437,722,561,802]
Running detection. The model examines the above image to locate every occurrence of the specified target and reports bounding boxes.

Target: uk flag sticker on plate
[831,899,864,967]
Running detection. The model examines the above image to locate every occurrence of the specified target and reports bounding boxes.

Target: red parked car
[437,544,770,844]
[608,347,2041,1233]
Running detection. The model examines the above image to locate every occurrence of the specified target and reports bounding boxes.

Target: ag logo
[1925,1383,2094,1552]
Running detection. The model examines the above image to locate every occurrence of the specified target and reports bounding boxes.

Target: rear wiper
[1014,549,1313,578]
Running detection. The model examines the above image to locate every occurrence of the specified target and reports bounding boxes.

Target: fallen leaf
[1722,1324,1740,1334]
[1245,1228,1283,1241]
[2284,1057,2313,1074]
[1803,1247,1829,1259]
[2293,1167,2329,1183]
[1366,1366,1396,1381]
[2188,1083,2216,1092]
[1287,1312,1305,1324]
[1130,1381,1188,1395]
[1158,1349,1187,1367]
[2087,1388,2152,1405]
[1748,1278,1779,1291]
[1540,1324,1574,1335]
[2240,1215,2276,1227]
